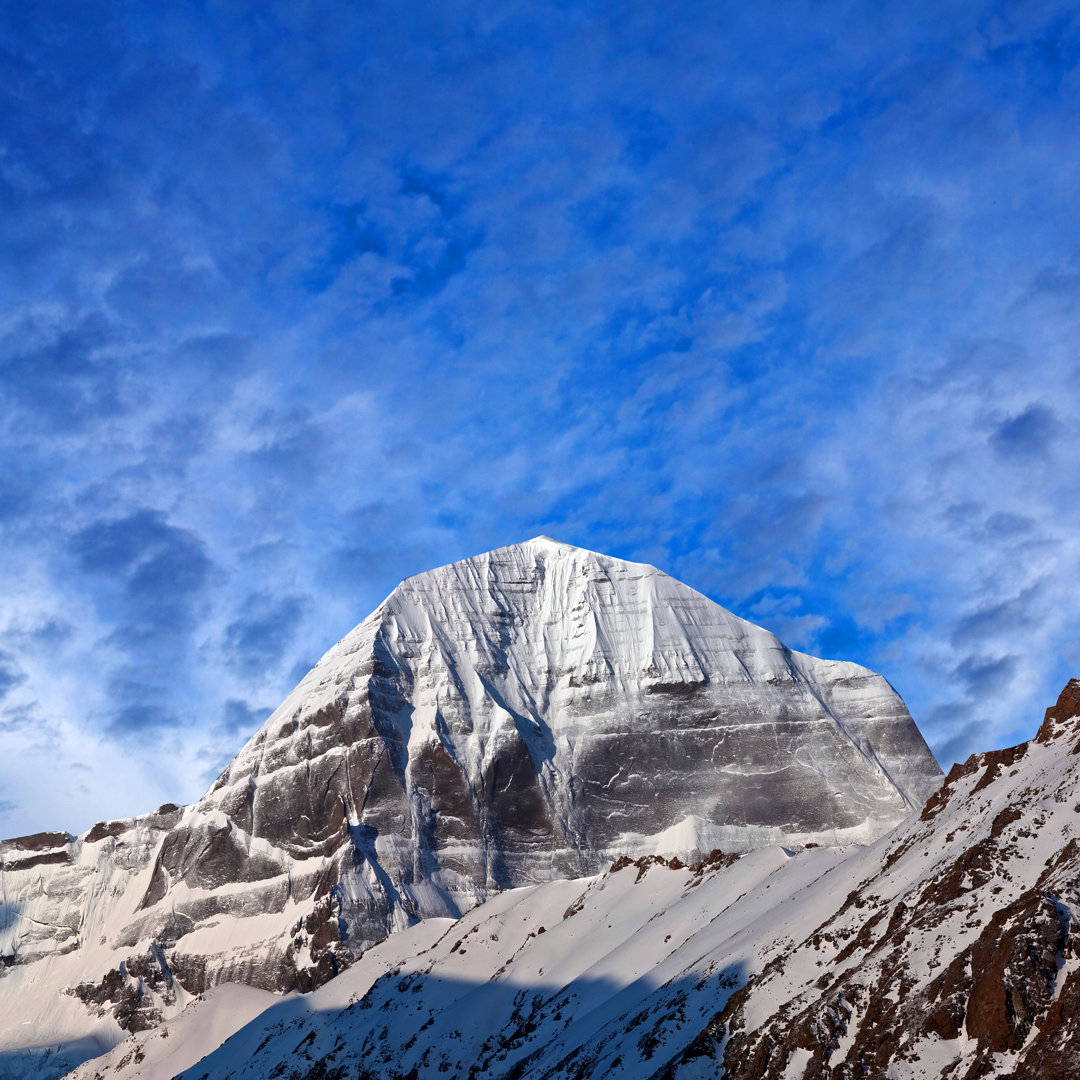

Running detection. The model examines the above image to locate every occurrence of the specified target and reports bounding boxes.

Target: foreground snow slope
[123,847,849,1080]
[89,679,1080,1080]
[0,538,940,1078]
[62,921,453,1080]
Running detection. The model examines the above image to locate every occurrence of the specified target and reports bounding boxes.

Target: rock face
[201,537,940,946]
[119,679,1080,1080]
[0,538,941,1079]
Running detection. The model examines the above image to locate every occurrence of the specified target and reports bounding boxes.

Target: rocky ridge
[700,677,1080,1080]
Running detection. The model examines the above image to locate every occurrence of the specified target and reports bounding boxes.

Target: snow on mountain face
[0,539,940,1078]
[104,679,1080,1080]
[201,537,940,944]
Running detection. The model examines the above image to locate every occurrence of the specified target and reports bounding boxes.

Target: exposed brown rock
[1036,678,1080,744]
[917,838,996,907]
[85,820,131,843]
[0,830,73,852]
[168,952,208,994]
[1013,965,1080,1078]
[607,853,697,883]
[965,891,1071,1052]
[971,742,1028,794]
[923,954,969,1040]
[2,849,72,871]
[989,805,1021,838]
[70,961,165,1034]
[688,849,742,875]
[141,822,284,904]
[920,758,981,821]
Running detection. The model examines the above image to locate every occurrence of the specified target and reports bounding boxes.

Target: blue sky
[2,0,1080,835]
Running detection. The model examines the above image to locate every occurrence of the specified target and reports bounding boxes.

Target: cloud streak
[1,0,1080,833]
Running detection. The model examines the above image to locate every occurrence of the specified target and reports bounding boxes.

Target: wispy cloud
[1,0,1080,833]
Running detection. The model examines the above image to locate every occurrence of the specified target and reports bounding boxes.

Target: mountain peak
[480,534,603,565]
[214,540,942,943]
[0,541,945,1077]
[432,535,634,572]
[524,533,569,548]
[397,536,614,591]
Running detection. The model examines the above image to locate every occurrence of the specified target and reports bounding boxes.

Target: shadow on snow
[171,962,747,1080]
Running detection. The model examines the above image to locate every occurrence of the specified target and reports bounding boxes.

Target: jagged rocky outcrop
[679,678,1080,1080]
[99,679,1080,1080]
[0,538,941,1078]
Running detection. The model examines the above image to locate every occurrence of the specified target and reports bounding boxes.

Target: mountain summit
[0,539,941,1078]
[199,538,940,945]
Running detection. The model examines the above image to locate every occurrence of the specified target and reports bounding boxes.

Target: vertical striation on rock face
[0,538,942,1079]
[200,537,941,949]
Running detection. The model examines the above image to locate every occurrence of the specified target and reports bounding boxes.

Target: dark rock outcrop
[660,679,1080,1080]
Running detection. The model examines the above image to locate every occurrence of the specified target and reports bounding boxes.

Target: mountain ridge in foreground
[70,680,1080,1080]
[0,538,941,1078]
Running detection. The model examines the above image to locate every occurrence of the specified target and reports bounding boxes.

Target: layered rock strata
[202,537,939,945]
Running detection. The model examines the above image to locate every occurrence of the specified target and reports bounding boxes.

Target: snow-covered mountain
[201,537,939,940]
[0,538,941,1078]
[75,679,1080,1080]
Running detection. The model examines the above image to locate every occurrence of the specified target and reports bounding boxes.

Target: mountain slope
[98,680,1079,1080]
[0,539,940,1078]
[701,678,1080,1080]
